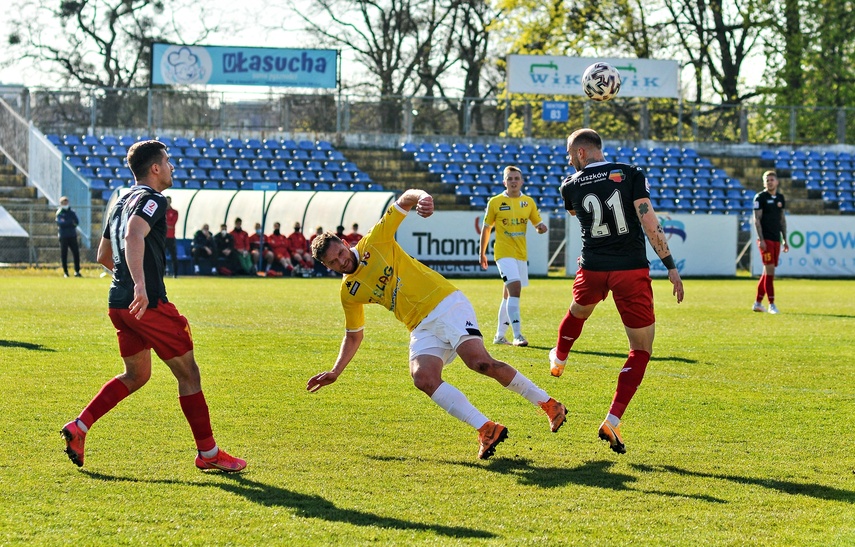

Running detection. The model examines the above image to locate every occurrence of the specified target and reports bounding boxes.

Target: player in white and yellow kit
[307,189,566,460]
[479,166,548,347]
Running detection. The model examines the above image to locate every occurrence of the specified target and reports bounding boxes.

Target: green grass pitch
[1,271,853,545]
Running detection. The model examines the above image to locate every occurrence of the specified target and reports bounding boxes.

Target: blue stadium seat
[221,181,240,190]
[301,171,318,183]
[331,182,349,192]
[354,172,372,183]
[401,142,418,155]
[350,183,367,192]
[314,182,331,191]
[278,181,295,191]
[184,180,202,189]
[263,139,281,150]
[368,183,385,191]
[469,196,488,208]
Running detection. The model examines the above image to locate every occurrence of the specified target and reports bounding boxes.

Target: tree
[6,0,221,88]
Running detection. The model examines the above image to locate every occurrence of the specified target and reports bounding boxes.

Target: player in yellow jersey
[479,166,548,347]
[307,189,567,460]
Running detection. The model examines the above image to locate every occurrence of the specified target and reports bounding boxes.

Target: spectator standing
[165,196,179,277]
[345,223,363,245]
[265,222,293,276]
[56,196,81,277]
[60,139,245,472]
[552,128,684,455]
[191,224,217,275]
[479,166,548,347]
[753,170,789,314]
[308,189,567,460]
[249,222,273,275]
[288,221,314,275]
[230,217,253,274]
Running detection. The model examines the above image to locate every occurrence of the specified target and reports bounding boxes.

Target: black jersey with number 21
[102,185,168,309]
[560,162,651,271]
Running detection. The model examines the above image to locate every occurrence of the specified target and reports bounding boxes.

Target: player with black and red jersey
[753,170,789,314]
[60,140,245,472]
[551,128,684,454]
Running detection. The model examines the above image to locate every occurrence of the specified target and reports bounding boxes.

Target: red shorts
[108,301,193,360]
[573,268,655,329]
[758,239,781,266]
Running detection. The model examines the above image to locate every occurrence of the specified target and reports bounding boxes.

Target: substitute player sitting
[307,189,567,460]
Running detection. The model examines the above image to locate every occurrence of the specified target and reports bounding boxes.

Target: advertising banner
[151,43,337,88]
[751,215,855,277]
[565,213,737,277]
[507,55,680,99]
[397,211,549,277]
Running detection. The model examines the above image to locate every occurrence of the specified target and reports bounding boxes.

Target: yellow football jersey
[340,203,458,332]
[484,193,543,260]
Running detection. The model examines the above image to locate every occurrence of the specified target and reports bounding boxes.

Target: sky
[0,0,335,88]
[0,1,765,99]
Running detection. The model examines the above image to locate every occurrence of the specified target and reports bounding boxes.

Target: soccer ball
[581,62,621,102]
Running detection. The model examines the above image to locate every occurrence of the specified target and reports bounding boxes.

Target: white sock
[606,414,620,427]
[430,382,489,429]
[496,297,510,338]
[508,296,522,338]
[75,418,89,434]
[200,445,219,458]
[506,371,549,405]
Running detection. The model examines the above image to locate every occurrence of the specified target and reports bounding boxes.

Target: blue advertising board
[151,43,338,88]
[542,101,569,122]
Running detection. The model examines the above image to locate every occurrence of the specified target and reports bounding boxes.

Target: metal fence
[0,203,97,267]
[3,86,855,146]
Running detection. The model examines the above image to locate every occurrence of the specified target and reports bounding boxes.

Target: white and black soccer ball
[581,62,622,102]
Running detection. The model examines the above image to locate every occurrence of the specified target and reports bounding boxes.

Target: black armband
[661,254,677,270]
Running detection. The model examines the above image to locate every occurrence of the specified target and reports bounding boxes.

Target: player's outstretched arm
[396,189,434,218]
[307,329,364,393]
[635,197,684,303]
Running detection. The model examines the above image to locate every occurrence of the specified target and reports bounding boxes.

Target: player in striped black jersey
[308,189,567,460]
[752,171,788,314]
[60,140,245,472]
[553,128,684,454]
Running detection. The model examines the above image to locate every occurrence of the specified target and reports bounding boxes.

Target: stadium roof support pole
[147,88,153,134]
[89,90,96,136]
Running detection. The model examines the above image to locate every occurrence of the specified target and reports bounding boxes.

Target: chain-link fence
[3,86,854,146]
[0,203,98,267]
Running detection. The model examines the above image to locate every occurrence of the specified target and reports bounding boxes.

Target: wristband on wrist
[661,254,677,270]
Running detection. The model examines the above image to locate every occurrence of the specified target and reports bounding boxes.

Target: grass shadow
[634,464,855,503]
[564,348,697,364]
[0,339,56,351]
[80,470,494,539]
[788,313,855,320]
[412,456,724,503]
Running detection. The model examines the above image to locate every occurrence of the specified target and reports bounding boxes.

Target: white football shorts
[409,290,481,365]
[495,257,529,287]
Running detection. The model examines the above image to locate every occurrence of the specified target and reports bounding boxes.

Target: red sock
[555,311,586,361]
[765,274,775,304]
[756,273,766,302]
[608,350,650,419]
[78,377,131,429]
[179,391,216,452]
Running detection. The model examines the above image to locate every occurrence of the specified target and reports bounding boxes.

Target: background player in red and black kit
[753,170,789,314]
[60,140,245,472]
[551,128,684,454]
